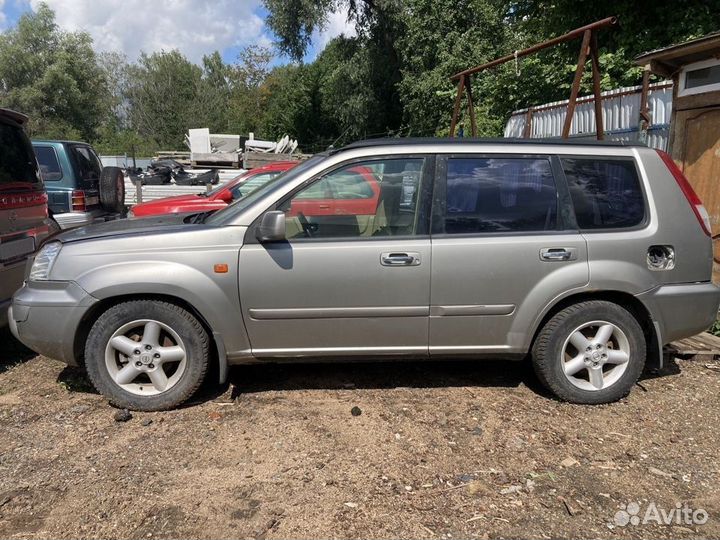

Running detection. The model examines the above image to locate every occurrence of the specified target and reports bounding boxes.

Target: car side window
[561,158,644,230]
[439,157,558,234]
[34,146,63,181]
[279,158,425,239]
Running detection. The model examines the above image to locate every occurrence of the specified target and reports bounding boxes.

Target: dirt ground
[1,328,719,540]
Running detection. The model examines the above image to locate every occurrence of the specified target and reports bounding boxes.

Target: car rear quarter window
[441,157,558,234]
[561,158,644,230]
[0,123,40,187]
[34,146,63,181]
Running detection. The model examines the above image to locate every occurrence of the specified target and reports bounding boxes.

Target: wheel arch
[73,293,228,383]
[528,290,661,368]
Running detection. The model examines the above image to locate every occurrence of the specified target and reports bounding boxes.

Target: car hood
[54,214,204,244]
[133,194,203,208]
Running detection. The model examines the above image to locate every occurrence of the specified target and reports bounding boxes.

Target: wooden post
[589,32,604,140]
[562,29,592,139]
[523,108,533,138]
[465,76,478,137]
[135,180,142,204]
[638,67,651,145]
[639,67,651,124]
[449,75,465,138]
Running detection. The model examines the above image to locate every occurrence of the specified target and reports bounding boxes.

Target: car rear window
[34,146,63,181]
[561,158,644,230]
[0,123,40,187]
[71,145,102,181]
[440,157,558,234]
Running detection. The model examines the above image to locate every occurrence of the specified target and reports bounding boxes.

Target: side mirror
[218,190,233,203]
[256,211,286,243]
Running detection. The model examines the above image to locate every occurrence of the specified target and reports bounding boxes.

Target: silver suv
[9,139,720,410]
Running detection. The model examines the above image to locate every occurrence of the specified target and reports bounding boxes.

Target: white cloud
[28,0,265,63]
[0,0,7,29]
[313,6,356,52]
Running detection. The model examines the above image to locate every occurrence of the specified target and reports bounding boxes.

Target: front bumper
[54,210,121,230]
[637,282,720,345]
[9,280,98,365]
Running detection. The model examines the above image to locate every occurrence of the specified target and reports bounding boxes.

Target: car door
[238,156,434,358]
[429,154,589,356]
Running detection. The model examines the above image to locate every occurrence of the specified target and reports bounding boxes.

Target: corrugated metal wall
[504,82,673,150]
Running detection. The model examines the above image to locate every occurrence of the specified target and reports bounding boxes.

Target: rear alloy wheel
[560,321,630,391]
[85,300,209,411]
[532,300,646,404]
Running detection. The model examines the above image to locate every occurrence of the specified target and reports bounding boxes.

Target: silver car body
[9,140,720,376]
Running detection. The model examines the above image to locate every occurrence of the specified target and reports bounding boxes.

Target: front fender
[75,261,251,356]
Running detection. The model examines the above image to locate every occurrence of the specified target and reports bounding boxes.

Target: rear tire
[85,300,209,411]
[532,300,646,404]
[99,166,125,213]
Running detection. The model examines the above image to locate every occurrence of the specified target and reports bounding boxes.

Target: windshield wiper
[183,210,216,223]
[187,210,216,224]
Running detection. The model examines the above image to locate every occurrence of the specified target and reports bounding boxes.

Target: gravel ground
[1,328,719,540]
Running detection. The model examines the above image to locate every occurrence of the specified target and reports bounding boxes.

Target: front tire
[85,300,209,411]
[532,300,646,404]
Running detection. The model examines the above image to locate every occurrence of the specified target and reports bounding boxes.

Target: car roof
[248,161,298,172]
[340,137,643,152]
[32,139,89,146]
[0,108,28,125]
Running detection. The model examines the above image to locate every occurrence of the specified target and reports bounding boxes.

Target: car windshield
[205,171,249,197]
[205,154,327,225]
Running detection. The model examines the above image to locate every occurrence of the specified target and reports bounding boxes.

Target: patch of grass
[57,367,95,393]
[710,319,720,337]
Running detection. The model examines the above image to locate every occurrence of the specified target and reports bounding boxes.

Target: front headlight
[28,242,62,281]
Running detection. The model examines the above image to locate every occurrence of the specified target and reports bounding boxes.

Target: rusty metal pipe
[451,16,618,80]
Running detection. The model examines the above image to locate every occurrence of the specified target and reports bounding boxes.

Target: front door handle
[381,252,421,266]
[540,247,577,262]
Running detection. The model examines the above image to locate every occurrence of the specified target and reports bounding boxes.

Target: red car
[129,161,297,217]
[287,165,380,217]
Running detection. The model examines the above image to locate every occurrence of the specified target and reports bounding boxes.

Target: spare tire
[100,166,125,213]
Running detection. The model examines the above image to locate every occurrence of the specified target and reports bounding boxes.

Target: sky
[0,0,356,65]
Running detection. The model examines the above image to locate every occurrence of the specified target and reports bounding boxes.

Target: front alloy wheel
[106,319,187,395]
[86,300,209,411]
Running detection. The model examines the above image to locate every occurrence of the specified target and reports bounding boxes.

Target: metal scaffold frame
[449,17,618,139]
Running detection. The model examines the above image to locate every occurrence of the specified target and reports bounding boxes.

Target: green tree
[395,0,514,136]
[262,0,405,144]
[227,46,273,136]
[0,3,111,140]
[125,50,205,149]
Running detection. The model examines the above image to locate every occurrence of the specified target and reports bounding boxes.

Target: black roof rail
[340,137,642,151]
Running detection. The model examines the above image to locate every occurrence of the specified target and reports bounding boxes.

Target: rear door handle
[381,252,421,266]
[540,247,577,261]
